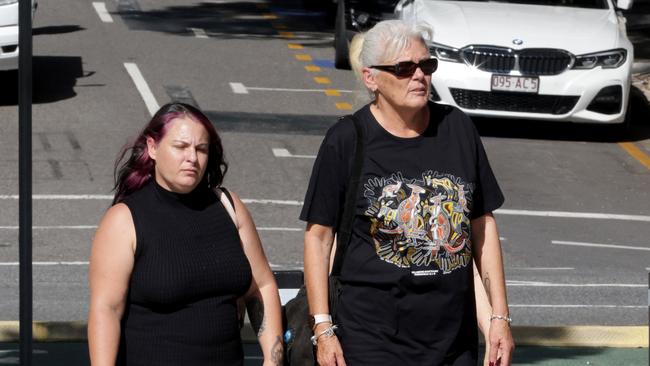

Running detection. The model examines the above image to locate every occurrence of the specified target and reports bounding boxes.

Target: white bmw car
[0,0,36,71]
[396,0,634,123]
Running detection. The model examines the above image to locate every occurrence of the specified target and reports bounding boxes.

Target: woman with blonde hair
[301,20,514,366]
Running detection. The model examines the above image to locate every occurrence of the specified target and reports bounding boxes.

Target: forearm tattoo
[247,296,266,337]
[483,273,491,299]
[270,335,284,365]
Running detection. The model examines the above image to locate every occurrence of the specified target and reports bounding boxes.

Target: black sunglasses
[370,58,438,77]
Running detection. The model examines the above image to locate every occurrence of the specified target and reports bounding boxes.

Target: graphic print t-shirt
[300,102,504,363]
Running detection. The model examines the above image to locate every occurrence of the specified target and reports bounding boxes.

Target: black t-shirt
[300,102,504,365]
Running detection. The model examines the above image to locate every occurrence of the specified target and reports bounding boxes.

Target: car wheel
[334,0,350,70]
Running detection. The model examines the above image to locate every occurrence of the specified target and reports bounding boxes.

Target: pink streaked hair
[112,103,228,204]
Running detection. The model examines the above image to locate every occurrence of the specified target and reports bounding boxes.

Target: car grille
[450,88,580,115]
[461,47,573,76]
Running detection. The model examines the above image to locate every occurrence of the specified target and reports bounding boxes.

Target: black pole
[18,0,33,364]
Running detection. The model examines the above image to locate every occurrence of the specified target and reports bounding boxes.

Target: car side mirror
[616,0,633,10]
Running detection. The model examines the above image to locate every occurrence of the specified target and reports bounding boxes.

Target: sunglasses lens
[395,62,417,77]
[420,59,438,74]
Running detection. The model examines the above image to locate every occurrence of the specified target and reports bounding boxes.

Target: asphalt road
[0,0,648,327]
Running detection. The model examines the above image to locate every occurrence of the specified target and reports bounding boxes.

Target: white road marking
[510,267,575,271]
[0,195,112,200]
[92,2,114,23]
[272,148,316,159]
[0,226,96,230]
[189,27,208,38]
[552,240,650,252]
[0,262,89,266]
[257,227,302,232]
[495,209,650,222]
[229,82,249,94]
[507,280,644,288]
[0,193,649,224]
[229,82,354,94]
[509,304,645,309]
[124,63,160,117]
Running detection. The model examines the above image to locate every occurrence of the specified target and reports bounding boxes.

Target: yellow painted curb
[0,321,87,342]
[1,322,646,348]
[512,326,648,348]
[619,142,650,170]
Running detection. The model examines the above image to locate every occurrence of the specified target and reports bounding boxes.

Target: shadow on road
[114,0,333,44]
[33,25,85,36]
[0,56,87,106]
[473,85,650,143]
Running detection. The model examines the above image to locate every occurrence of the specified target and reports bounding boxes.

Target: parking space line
[305,65,321,72]
[552,240,650,251]
[229,82,249,94]
[278,31,294,38]
[272,148,316,159]
[619,142,650,170]
[287,43,303,50]
[92,2,114,23]
[124,63,159,117]
[189,27,208,39]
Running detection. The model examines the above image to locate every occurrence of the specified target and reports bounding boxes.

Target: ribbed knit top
[117,180,252,366]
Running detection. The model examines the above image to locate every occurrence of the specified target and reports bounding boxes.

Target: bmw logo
[512,39,523,45]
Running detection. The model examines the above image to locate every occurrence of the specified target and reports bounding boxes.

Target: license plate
[491,75,539,93]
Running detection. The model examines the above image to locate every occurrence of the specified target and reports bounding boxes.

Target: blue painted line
[270,8,325,17]
[312,59,335,68]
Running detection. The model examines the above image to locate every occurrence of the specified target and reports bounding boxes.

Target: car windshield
[441,0,609,9]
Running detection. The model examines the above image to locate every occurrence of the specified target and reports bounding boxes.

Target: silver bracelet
[489,314,512,324]
[310,324,339,346]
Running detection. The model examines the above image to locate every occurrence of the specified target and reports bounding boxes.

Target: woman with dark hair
[88,103,284,366]
[301,20,514,366]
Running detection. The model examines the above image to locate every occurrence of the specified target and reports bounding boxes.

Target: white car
[0,0,36,71]
[396,0,634,123]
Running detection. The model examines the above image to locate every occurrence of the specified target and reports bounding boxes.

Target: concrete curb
[0,322,647,348]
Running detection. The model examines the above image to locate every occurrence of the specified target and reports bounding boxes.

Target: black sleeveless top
[117,181,252,366]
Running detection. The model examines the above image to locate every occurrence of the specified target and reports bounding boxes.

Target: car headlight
[0,0,18,5]
[573,49,627,69]
[428,42,462,63]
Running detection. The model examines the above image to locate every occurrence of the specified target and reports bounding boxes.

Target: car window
[440,0,609,10]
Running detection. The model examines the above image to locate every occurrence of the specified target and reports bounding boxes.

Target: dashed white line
[0,262,89,266]
[510,267,575,271]
[229,82,354,94]
[0,226,96,230]
[124,63,160,117]
[92,2,114,23]
[495,209,650,222]
[229,82,249,94]
[507,280,644,288]
[509,304,645,309]
[272,148,316,159]
[189,27,208,38]
[552,240,650,252]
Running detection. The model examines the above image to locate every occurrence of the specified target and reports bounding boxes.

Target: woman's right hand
[315,329,346,366]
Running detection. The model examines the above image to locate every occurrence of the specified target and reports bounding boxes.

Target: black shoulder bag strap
[330,114,364,277]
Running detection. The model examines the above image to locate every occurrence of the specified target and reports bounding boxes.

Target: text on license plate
[491,75,539,93]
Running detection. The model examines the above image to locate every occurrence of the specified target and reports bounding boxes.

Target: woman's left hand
[487,319,514,366]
